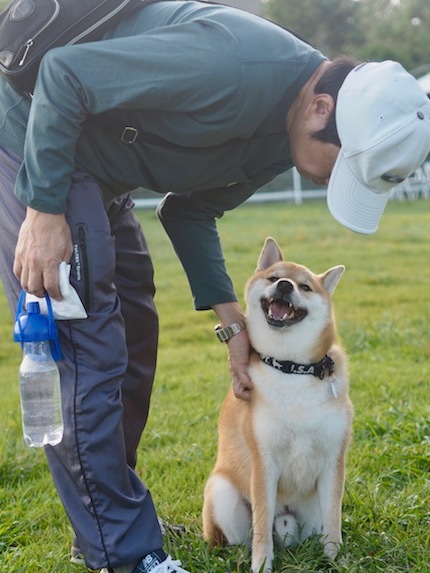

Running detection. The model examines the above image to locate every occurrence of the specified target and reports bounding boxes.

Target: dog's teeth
[283,310,295,320]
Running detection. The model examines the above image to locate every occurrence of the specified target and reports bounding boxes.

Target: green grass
[1,199,429,572]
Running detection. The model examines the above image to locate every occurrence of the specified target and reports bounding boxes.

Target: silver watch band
[214,321,245,343]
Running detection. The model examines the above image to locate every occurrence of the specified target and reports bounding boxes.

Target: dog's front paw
[253,566,272,573]
[323,539,340,560]
[252,554,273,573]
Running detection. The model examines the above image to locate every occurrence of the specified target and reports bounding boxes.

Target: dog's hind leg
[203,474,252,546]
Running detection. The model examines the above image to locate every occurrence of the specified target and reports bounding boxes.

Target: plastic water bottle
[14,296,64,448]
[19,337,63,447]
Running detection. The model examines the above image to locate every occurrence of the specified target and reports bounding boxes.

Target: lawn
[0,198,429,572]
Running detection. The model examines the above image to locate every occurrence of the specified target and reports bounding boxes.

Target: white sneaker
[135,555,190,573]
[74,519,186,568]
[101,555,190,573]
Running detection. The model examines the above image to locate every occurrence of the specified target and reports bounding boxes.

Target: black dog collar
[259,353,335,380]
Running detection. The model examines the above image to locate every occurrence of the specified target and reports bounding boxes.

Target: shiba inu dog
[203,237,353,573]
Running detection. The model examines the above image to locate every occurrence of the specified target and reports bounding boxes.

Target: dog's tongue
[270,301,294,320]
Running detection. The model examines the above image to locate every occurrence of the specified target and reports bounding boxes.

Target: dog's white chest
[251,368,349,498]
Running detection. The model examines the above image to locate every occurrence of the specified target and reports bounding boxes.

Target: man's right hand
[226,329,253,401]
[212,301,253,401]
[13,207,73,300]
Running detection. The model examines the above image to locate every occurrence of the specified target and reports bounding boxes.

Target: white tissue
[26,262,87,320]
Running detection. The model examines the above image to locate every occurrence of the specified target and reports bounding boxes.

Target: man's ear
[304,93,335,124]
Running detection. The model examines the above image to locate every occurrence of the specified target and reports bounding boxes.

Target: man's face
[291,134,340,186]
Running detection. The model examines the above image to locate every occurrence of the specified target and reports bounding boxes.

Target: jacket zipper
[78,225,91,312]
[19,0,60,66]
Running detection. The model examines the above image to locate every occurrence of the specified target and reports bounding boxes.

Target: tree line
[263,0,430,75]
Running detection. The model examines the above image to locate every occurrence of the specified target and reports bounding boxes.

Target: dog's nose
[277,280,294,294]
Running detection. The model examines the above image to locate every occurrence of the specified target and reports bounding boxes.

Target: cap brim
[327,150,392,235]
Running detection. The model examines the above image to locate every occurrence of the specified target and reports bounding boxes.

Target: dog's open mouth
[261,297,307,327]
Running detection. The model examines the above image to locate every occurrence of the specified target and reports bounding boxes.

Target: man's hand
[226,329,253,400]
[13,208,73,299]
[212,301,253,401]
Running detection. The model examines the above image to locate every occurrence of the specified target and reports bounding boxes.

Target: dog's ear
[320,265,345,294]
[256,237,283,271]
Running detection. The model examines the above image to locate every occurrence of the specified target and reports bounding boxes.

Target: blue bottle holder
[14,290,62,361]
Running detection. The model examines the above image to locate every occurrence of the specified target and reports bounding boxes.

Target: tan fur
[203,238,353,573]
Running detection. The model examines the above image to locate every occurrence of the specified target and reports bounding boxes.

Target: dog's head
[245,237,345,361]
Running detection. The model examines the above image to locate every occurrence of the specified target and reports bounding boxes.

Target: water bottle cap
[27,301,42,315]
[13,291,62,360]
[14,300,51,342]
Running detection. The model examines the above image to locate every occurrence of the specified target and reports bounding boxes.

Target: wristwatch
[214,321,245,343]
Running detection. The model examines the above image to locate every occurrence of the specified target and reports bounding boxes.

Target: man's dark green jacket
[0,0,325,308]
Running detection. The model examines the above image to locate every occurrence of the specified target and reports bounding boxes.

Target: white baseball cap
[327,60,430,234]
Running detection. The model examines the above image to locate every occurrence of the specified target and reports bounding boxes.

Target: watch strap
[215,321,245,343]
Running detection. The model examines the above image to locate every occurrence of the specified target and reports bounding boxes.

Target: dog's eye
[267,276,278,283]
[300,284,312,292]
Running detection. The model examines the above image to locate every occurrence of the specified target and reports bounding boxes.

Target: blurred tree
[354,0,430,71]
[262,0,430,71]
[262,0,362,55]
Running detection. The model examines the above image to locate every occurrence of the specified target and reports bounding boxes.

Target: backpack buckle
[121,126,139,144]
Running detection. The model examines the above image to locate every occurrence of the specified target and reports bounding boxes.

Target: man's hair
[312,56,361,147]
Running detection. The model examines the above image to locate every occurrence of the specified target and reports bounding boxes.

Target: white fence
[133,163,430,209]
[389,161,430,201]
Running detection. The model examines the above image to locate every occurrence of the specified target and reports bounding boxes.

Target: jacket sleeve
[156,162,288,310]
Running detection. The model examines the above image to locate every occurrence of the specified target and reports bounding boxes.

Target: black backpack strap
[86,113,171,146]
